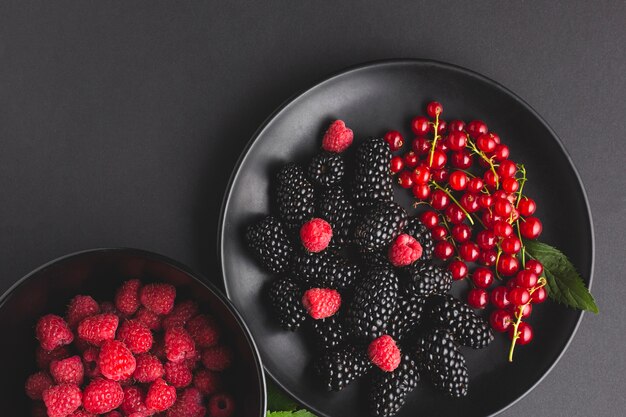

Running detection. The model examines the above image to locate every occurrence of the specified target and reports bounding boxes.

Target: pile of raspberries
[24,280,235,417]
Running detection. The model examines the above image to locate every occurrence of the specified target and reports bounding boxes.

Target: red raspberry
[185,349,202,370]
[301,288,341,319]
[83,378,124,414]
[82,347,101,378]
[164,361,193,388]
[388,233,423,267]
[299,218,333,253]
[140,283,176,315]
[117,320,153,354]
[133,353,165,383]
[66,295,100,329]
[193,369,221,395]
[185,315,220,348]
[36,345,71,369]
[368,335,401,372]
[121,386,149,415]
[135,307,162,331]
[115,279,142,316]
[98,340,136,381]
[201,346,232,372]
[42,383,82,417]
[207,393,236,417]
[77,313,119,346]
[165,327,196,362]
[321,120,353,153]
[162,300,199,330]
[50,355,84,385]
[99,301,119,315]
[25,371,54,400]
[166,387,206,417]
[68,410,94,417]
[36,314,74,351]
[145,378,177,412]
[104,412,123,417]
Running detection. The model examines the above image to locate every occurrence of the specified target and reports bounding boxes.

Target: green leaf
[525,240,598,313]
[267,382,298,411]
[267,411,317,417]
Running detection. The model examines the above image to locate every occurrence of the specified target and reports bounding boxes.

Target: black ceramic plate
[219,60,594,417]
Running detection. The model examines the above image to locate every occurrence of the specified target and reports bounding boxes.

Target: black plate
[219,59,594,417]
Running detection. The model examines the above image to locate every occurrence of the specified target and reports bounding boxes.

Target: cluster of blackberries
[246,120,493,417]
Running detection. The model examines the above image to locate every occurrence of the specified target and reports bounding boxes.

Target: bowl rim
[217,58,595,417]
[0,247,267,417]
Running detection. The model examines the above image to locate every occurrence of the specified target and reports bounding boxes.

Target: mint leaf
[267,411,317,417]
[525,240,598,313]
[267,382,298,411]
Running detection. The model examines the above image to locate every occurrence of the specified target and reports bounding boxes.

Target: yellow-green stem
[508,277,547,362]
[430,181,475,226]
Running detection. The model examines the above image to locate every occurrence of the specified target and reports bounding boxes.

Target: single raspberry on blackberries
[115,279,142,316]
[267,277,307,331]
[302,288,341,319]
[117,320,153,354]
[275,163,315,230]
[352,137,394,208]
[405,264,452,298]
[164,361,193,388]
[369,353,420,417]
[310,315,347,350]
[121,386,148,415]
[42,383,82,417]
[185,314,221,348]
[25,371,54,400]
[201,345,233,371]
[300,218,333,253]
[402,217,434,261]
[368,335,401,372]
[246,216,294,274]
[291,250,359,290]
[162,300,199,330]
[98,340,136,381]
[387,295,424,341]
[133,354,165,383]
[208,393,236,417]
[354,201,407,252]
[140,283,176,315]
[78,313,119,346]
[83,378,124,414]
[36,314,74,351]
[308,152,345,187]
[316,185,354,247]
[165,327,196,362]
[388,234,423,267]
[66,295,100,328]
[145,378,177,412]
[426,295,494,349]
[50,355,84,385]
[416,328,469,398]
[322,120,353,153]
[315,345,372,391]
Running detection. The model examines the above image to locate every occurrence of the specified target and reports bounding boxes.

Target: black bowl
[0,248,266,416]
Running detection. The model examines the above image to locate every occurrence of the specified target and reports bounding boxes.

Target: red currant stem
[427,112,441,167]
[429,181,475,226]
[465,135,499,187]
[514,164,527,207]
[440,216,459,252]
[412,201,430,208]
[508,277,547,362]
[495,248,503,280]
[515,219,526,268]
[458,169,477,179]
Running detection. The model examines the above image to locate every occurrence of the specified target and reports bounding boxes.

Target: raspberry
[115,279,142,316]
[117,320,153,354]
[77,313,119,346]
[193,369,221,395]
[368,335,401,372]
[185,349,202,370]
[301,288,341,319]
[166,387,206,417]
[388,233,423,267]
[42,383,82,417]
[185,315,220,348]
[300,218,333,253]
[36,314,74,351]
[162,300,199,330]
[99,302,119,315]
[121,386,148,415]
[322,120,353,153]
[201,346,233,372]
[50,355,84,385]
[104,412,123,417]
[207,393,236,417]
[135,307,162,331]
[140,283,176,315]
[82,347,101,378]
[66,295,100,329]
[165,327,196,362]
[164,361,193,388]
[145,378,177,412]
[68,410,94,417]
[36,346,71,369]
[98,340,136,381]
[83,379,124,414]
[133,353,165,383]
[25,371,54,400]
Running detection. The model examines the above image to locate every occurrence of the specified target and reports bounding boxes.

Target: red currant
[430,189,450,210]
[448,260,468,281]
[384,130,404,151]
[420,211,439,228]
[412,137,430,155]
[492,144,510,161]
[490,286,510,309]
[447,131,467,151]
[448,120,465,132]
[490,309,512,332]
[520,216,542,239]
[467,178,484,193]
[515,270,538,288]
[437,120,448,134]
[515,303,532,318]
[517,197,537,216]
[426,101,443,118]
[451,150,473,169]
[497,160,517,178]
[434,241,454,260]
[448,171,468,191]
[476,133,497,153]
[403,151,419,168]
[412,183,431,200]
[478,194,494,209]
[482,211,503,229]
[397,170,414,189]
[430,225,447,241]
[476,230,497,250]
[493,220,513,237]
[467,288,489,309]
[497,253,520,276]
[459,241,480,262]
[483,170,499,188]
[472,267,494,288]
[492,190,509,200]
[501,236,521,254]
[490,133,501,144]
[525,259,543,275]
[411,116,430,136]
[508,287,530,305]
[478,249,497,266]
[460,193,480,213]
[445,204,466,224]
[467,120,488,138]
[502,177,519,193]
[494,198,513,217]
[412,165,431,185]
[390,156,404,174]
[427,149,447,169]
[531,286,547,304]
[431,168,449,183]
[509,322,533,345]
[451,223,471,243]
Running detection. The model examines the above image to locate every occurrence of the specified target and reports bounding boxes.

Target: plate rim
[217,58,595,417]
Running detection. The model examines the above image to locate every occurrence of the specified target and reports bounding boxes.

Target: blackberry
[246,216,293,274]
[308,152,345,187]
[416,328,469,398]
[387,295,424,341]
[316,185,354,247]
[345,268,399,339]
[276,163,315,230]
[369,353,420,417]
[354,201,408,252]
[310,315,346,351]
[426,295,494,349]
[405,263,452,298]
[402,217,434,261]
[268,277,306,331]
[315,345,372,391]
[352,138,394,208]
[291,250,359,290]
[358,248,390,269]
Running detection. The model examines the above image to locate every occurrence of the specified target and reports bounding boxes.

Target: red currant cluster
[385,101,547,360]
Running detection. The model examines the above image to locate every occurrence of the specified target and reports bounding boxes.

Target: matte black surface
[220,60,592,417]
[0,2,625,416]
[0,248,266,416]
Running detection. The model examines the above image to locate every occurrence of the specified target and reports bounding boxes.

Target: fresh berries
[145,378,177,412]
[315,345,372,391]
[98,340,136,381]
[78,313,119,346]
[352,138,394,208]
[185,314,221,348]
[25,371,54,400]
[322,120,353,153]
[140,283,176,315]
[117,320,153,354]
[133,353,165,383]
[369,353,419,417]
[193,369,221,395]
[315,185,354,247]
[300,218,333,252]
[291,250,358,290]
[308,152,345,187]
[276,163,315,230]
[207,393,236,417]
[246,216,294,274]
[164,361,193,388]
[368,335,401,372]
[268,276,307,331]
[50,355,84,385]
[302,288,341,319]
[66,295,100,328]
[36,314,74,351]
[384,130,404,151]
[388,234,422,267]
[121,386,149,415]
[42,383,82,417]
[201,345,233,372]
[83,378,124,414]
[354,201,408,252]
[406,263,452,298]
[165,327,196,363]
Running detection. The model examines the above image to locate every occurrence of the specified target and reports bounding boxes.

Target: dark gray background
[1,1,624,416]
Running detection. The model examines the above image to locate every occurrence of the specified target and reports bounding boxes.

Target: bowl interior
[0,248,265,416]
